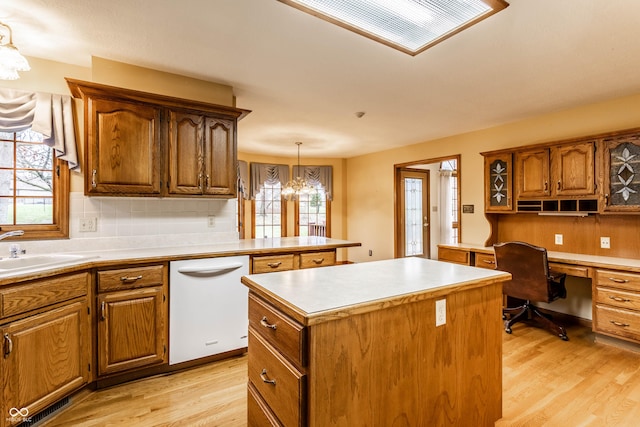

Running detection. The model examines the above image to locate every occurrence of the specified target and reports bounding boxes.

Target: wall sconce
[0,22,30,80]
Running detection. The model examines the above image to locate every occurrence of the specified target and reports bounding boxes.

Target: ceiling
[2,0,640,158]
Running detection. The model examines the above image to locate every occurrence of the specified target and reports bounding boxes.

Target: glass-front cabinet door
[602,133,640,212]
[484,153,513,212]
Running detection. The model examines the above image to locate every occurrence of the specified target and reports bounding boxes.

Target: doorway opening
[394,155,461,259]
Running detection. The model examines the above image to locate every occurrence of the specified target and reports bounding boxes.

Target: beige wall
[346,91,640,264]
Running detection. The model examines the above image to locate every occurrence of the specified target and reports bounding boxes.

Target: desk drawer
[595,305,640,342]
[438,247,470,265]
[252,254,295,274]
[595,270,640,292]
[248,329,306,427]
[299,251,335,269]
[474,253,496,269]
[549,263,590,278]
[595,287,640,311]
[249,293,306,367]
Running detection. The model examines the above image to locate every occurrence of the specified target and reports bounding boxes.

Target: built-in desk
[439,243,640,347]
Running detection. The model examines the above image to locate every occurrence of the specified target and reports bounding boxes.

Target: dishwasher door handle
[176,262,245,275]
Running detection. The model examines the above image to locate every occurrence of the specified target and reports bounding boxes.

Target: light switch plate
[79,217,97,232]
[555,234,563,245]
[435,299,446,326]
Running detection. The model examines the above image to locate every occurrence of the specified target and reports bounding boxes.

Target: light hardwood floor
[43,323,640,426]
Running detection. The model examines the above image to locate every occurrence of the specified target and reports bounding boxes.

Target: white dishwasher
[169,255,249,365]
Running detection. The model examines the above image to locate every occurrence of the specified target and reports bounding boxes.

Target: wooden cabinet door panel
[602,133,640,211]
[1,300,90,423]
[552,141,595,196]
[516,148,550,198]
[203,117,236,197]
[97,287,167,376]
[168,111,204,195]
[485,154,513,211]
[87,98,161,195]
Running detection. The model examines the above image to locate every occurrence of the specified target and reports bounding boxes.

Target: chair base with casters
[502,299,568,340]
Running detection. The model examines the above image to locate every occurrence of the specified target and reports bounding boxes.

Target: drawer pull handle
[482,260,495,265]
[260,369,276,385]
[610,320,630,327]
[267,262,282,268]
[120,275,143,283]
[260,316,277,330]
[312,258,325,264]
[100,301,106,321]
[609,296,631,303]
[608,277,629,284]
[3,333,12,357]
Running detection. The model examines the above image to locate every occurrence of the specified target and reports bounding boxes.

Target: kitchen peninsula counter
[242,257,511,426]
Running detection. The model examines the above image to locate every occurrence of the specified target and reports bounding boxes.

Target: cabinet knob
[100,301,106,321]
[92,169,97,188]
[120,275,143,283]
[557,181,561,191]
[260,368,277,385]
[260,316,277,330]
[267,262,282,268]
[609,295,631,303]
[312,258,325,264]
[608,277,629,284]
[3,333,12,357]
[610,320,630,328]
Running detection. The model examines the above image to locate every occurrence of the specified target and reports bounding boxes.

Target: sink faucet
[0,230,24,241]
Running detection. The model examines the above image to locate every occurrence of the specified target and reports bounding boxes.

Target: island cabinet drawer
[595,270,640,292]
[98,265,164,292]
[249,293,306,367]
[248,329,306,427]
[248,382,283,427]
[595,305,640,342]
[595,287,640,311]
[299,250,336,269]
[252,254,295,274]
[438,247,470,265]
[474,253,496,269]
[0,272,89,319]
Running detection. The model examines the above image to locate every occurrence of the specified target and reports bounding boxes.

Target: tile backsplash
[2,192,240,255]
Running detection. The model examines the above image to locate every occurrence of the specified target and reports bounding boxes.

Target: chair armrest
[548,270,567,284]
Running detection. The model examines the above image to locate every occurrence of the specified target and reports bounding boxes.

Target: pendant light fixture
[282,141,314,200]
[0,22,30,80]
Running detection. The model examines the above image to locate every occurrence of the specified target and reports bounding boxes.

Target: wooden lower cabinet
[593,269,640,343]
[96,265,168,377]
[0,273,91,427]
[251,250,337,274]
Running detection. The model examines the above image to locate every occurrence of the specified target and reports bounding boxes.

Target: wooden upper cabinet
[86,97,161,196]
[66,78,250,198]
[551,141,596,196]
[602,133,640,211]
[203,117,237,196]
[484,153,513,211]
[515,148,550,198]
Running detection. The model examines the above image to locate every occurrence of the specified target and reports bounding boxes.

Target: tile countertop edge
[0,237,361,286]
[242,258,512,326]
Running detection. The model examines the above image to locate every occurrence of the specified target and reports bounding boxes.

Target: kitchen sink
[0,254,95,274]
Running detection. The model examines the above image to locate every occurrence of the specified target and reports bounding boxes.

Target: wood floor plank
[42,323,640,426]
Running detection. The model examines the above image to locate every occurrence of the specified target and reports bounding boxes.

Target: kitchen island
[241,257,512,427]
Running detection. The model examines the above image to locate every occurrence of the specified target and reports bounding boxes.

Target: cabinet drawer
[595,287,640,311]
[595,270,640,292]
[249,293,306,367]
[438,247,470,265]
[0,272,89,319]
[248,329,306,427]
[474,253,496,269]
[595,305,640,342]
[98,265,164,292]
[252,255,295,274]
[299,251,336,269]
[248,382,283,426]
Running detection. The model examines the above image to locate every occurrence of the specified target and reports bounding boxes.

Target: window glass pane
[16,198,52,224]
[0,170,14,196]
[17,142,53,169]
[298,185,327,237]
[255,182,283,238]
[0,141,14,168]
[16,129,44,143]
[16,170,53,197]
[404,177,423,256]
[0,198,14,224]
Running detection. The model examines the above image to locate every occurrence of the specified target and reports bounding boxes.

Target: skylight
[278,0,509,56]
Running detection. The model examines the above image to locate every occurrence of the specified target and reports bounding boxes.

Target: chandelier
[282,142,314,200]
[0,22,30,80]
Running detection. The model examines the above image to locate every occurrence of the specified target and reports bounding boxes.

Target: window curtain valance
[0,88,80,171]
[250,162,289,199]
[293,165,333,200]
[238,160,249,200]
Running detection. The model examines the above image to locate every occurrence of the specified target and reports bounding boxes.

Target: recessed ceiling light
[278,0,509,56]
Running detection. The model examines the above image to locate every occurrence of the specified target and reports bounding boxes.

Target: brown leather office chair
[494,241,568,341]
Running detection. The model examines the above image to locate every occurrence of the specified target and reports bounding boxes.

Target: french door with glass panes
[398,169,430,258]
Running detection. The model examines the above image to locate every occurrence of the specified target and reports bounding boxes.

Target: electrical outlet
[435,299,446,326]
[207,216,216,228]
[600,236,611,249]
[555,234,563,245]
[79,217,97,232]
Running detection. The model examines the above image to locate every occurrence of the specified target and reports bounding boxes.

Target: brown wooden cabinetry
[485,153,513,212]
[593,269,640,344]
[67,78,249,198]
[251,250,337,274]
[96,264,168,377]
[602,133,640,212]
[0,273,91,427]
[515,147,550,198]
